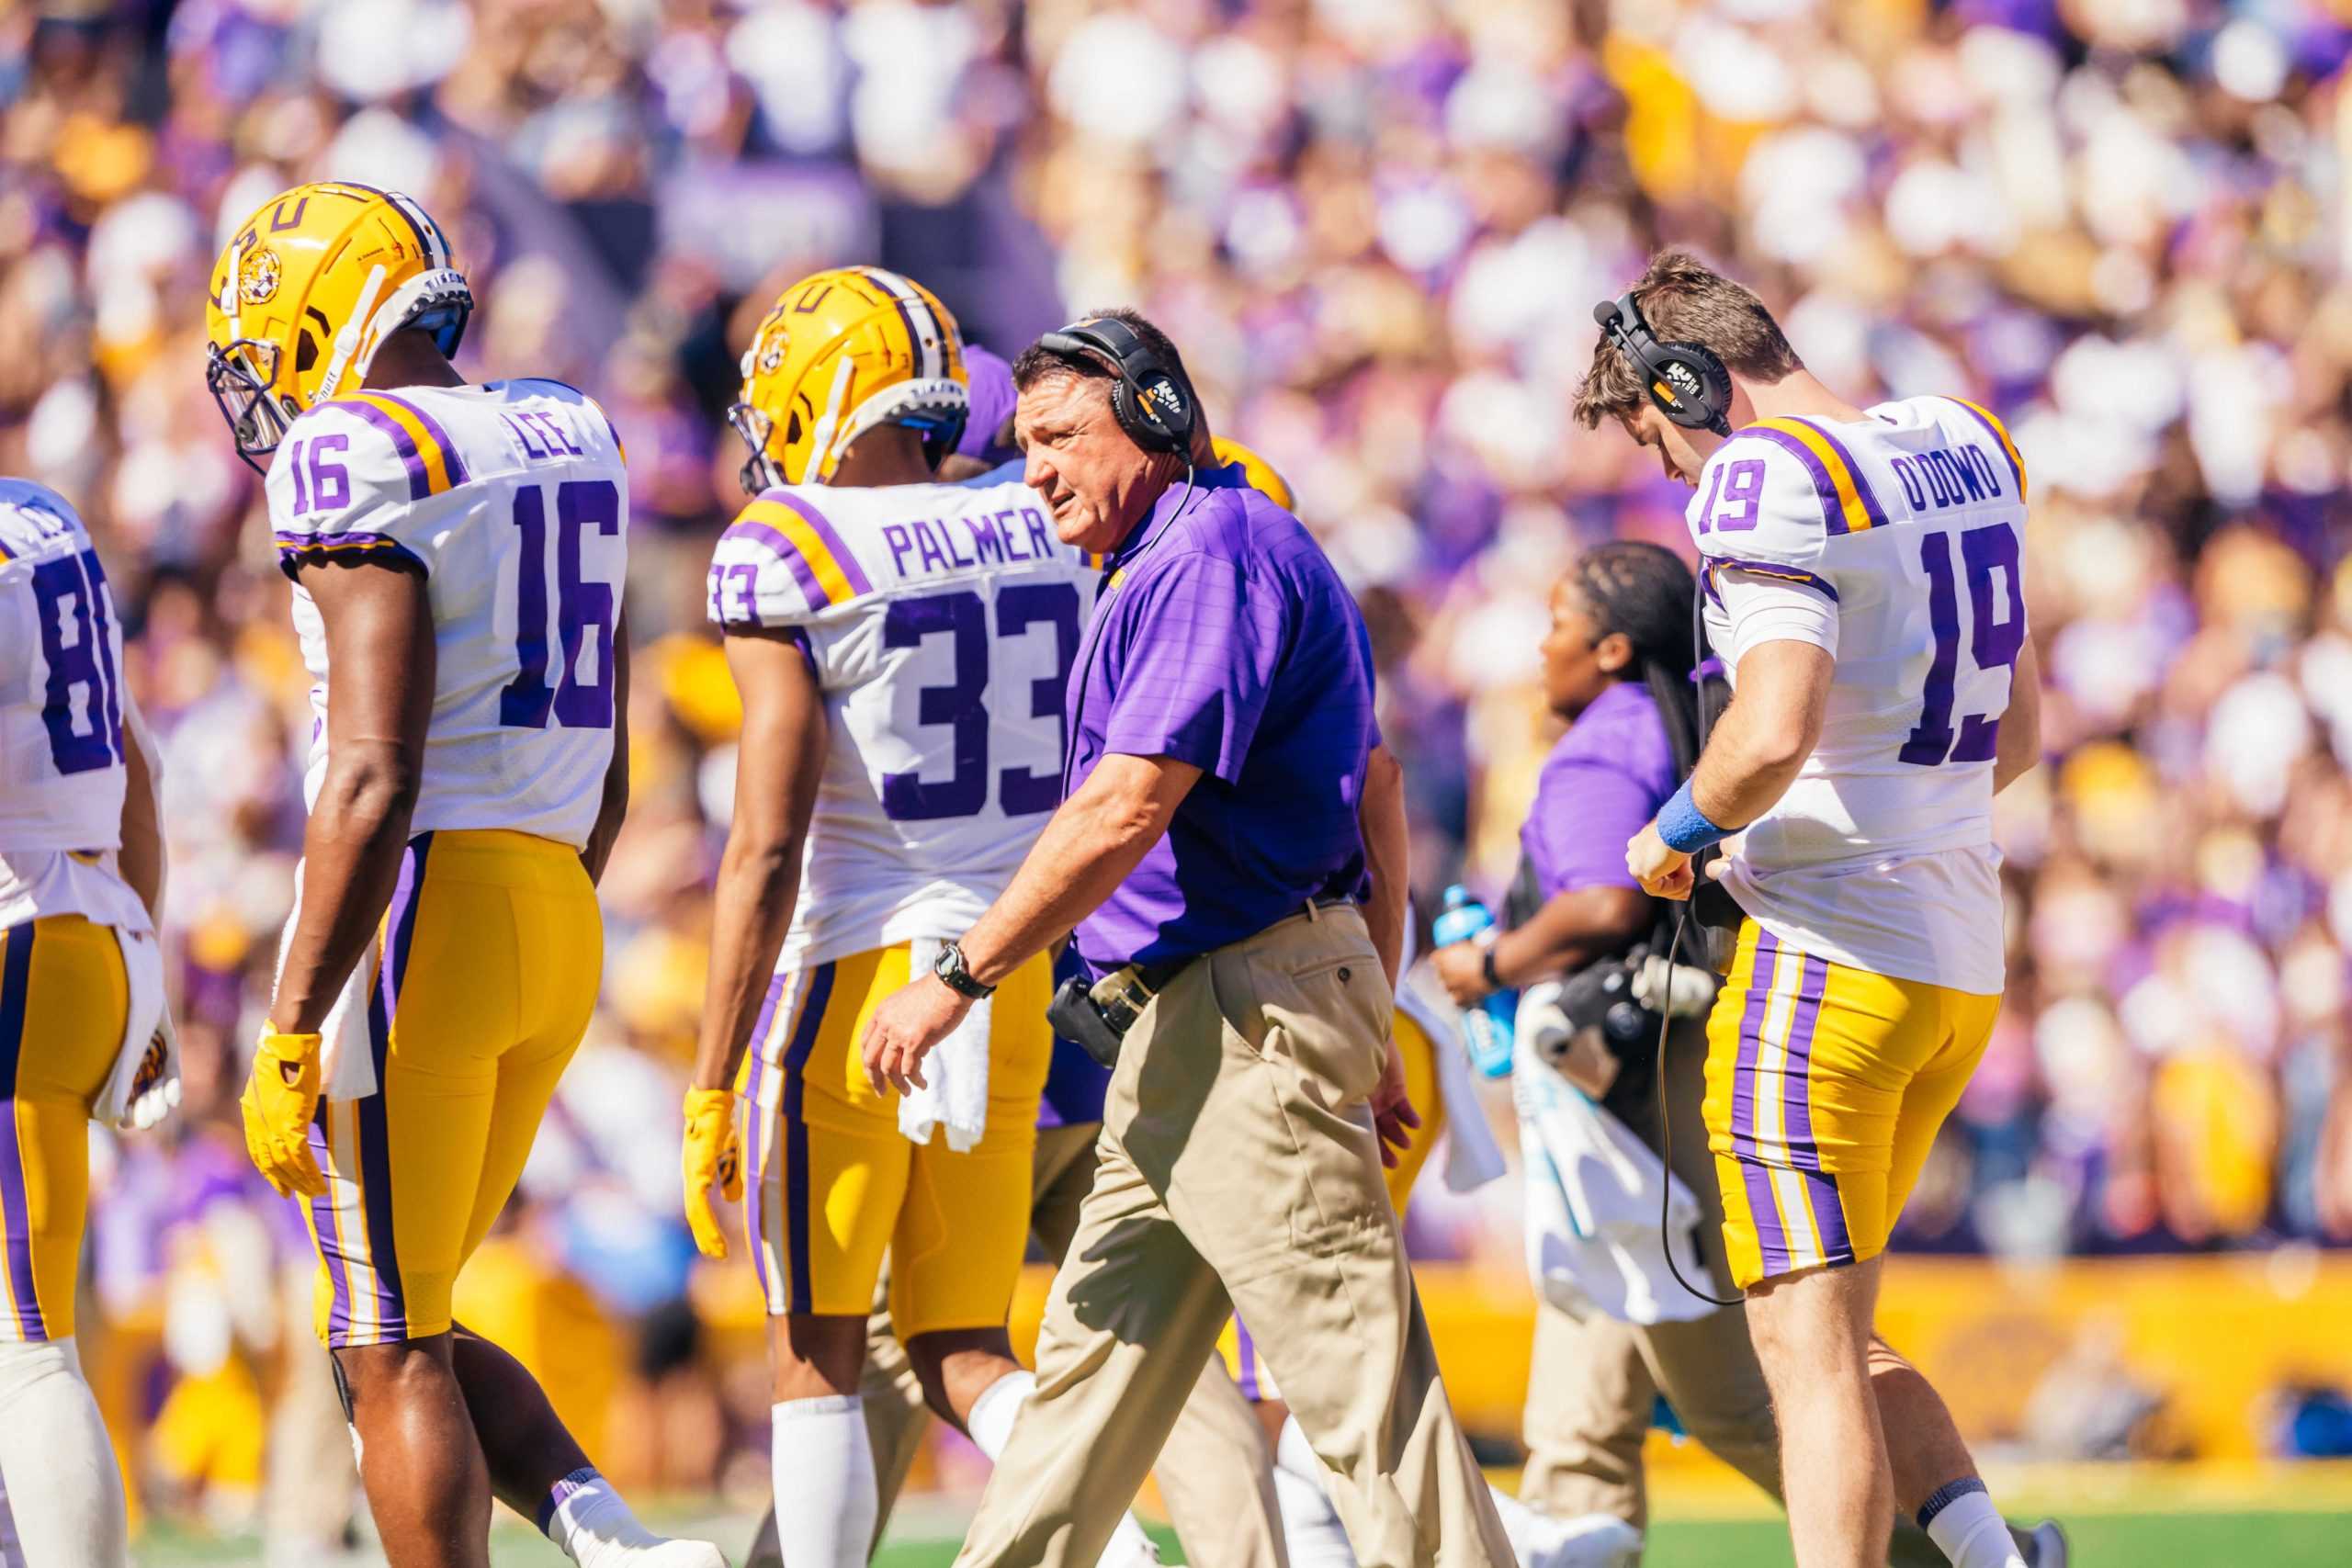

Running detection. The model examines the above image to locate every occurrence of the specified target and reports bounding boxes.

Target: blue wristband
[1656,779,1728,854]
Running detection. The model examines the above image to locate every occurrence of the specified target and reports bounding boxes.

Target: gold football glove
[241,1028,325,1198]
[682,1088,743,1259]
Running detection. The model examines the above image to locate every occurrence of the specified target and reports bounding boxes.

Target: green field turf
[137,1508,2349,1566]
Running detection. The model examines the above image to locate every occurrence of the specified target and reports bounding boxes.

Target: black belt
[1051,896,1358,1066]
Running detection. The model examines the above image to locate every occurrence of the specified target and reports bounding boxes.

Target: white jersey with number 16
[267,379,628,850]
[1686,395,2030,996]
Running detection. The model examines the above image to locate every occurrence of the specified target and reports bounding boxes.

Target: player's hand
[1626,821,1695,900]
[241,1029,325,1198]
[1431,939,1491,1006]
[119,1011,183,1133]
[859,974,971,1096]
[1370,1040,1421,1170]
[680,1088,742,1259]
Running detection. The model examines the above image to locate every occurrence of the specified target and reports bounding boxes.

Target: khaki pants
[1518,1019,1977,1568]
[952,906,1510,1568]
[863,1122,1287,1568]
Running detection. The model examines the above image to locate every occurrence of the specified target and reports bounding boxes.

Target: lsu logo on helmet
[728,266,967,493]
[203,182,471,470]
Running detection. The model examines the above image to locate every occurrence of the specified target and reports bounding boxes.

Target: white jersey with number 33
[267,379,628,849]
[0,479,146,933]
[1686,395,2030,995]
[707,479,1100,969]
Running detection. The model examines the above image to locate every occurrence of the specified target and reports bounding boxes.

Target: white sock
[0,1339,128,1568]
[967,1370,1159,1567]
[1920,1480,2025,1568]
[538,1465,663,1567]
[773,1393,877,1568]
[1273,1415,1356,1568]
[964,1369,1032,1461]
[1487,1483,1548,1563]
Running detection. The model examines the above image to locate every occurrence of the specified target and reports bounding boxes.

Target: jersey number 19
[1901,520,2023,768]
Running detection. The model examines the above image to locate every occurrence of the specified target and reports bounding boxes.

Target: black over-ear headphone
[1592,293,1734,437]
[1035,316,1200,457]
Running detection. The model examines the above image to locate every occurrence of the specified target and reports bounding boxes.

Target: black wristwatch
[1480,942,1503,992]
[933,940,997,1000]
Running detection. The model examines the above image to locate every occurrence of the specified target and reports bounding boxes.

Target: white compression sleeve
[0,1339,128,1568]
[773,1394,877,1568]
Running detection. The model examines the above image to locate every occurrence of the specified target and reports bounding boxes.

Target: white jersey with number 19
[1687,395,2030,996]
[266,379,628,849]
[706,479,1101,969]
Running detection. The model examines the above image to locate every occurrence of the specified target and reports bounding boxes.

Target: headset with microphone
[1035,315,1201,457]
[1591,293,1736,438]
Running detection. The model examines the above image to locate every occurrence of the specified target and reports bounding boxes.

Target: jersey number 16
[501,479,620,731]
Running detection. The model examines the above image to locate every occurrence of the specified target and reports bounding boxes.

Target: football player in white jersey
[204,183,723,1568]
[681,267,1159,1568]
[1581,252,2062,1568]
[0,480,175,1568]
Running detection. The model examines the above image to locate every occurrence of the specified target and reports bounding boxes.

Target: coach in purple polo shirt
[859,310,1513,1568]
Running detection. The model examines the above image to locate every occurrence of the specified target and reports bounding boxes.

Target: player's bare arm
[1628,638,1831,900]
[1992,634,2041,795]
[271,561,436,1031]
[860,751,1199,1095]
[681,628,827,1258]
[241,559,432,1198]
[580,611,632,886]
[116,692,165,921]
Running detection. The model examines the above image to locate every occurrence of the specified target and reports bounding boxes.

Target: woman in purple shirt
[1434,542,1706,1010]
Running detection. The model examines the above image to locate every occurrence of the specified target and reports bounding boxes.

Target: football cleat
[1520,1512,1641,1568]
[728,266,967,493]
[2024,1518,2069,1567]
[203,182,470,470]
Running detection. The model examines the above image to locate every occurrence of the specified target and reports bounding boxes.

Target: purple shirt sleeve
[1520,682,1681,897]
[1100,549,1282,784]
[1522,752,1656,897]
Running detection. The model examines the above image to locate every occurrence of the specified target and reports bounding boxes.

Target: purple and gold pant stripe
[0,927,47,1340]
[307,833,434,1347]
[744,961,836,1315]
[1726,930,1855,1279]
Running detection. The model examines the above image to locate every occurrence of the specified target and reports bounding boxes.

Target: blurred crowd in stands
[7,0,2352,1528]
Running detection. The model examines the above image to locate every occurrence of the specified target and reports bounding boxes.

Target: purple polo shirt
[1521,681,1679,898]
[1066,465,1379,975]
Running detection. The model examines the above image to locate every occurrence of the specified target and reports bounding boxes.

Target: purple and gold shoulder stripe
[721,492,873,612]
[274,528,425,580]
[1736,417,1887,536]
[1707,555,1838,604]
[324,391,470,501]
[1942,396,2027,502]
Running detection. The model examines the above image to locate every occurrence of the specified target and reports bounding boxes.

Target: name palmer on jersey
[1688,396,2030,996]
[707,479,1101,969]
[266,379,629,850]
[0,480,147,934]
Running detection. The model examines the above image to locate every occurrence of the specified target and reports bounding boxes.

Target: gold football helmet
[204,182,470,469]
[1212,436,1296,512]
[729,266,967,493]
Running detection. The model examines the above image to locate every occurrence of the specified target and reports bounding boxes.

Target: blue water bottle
[1433,885,1516,1077]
